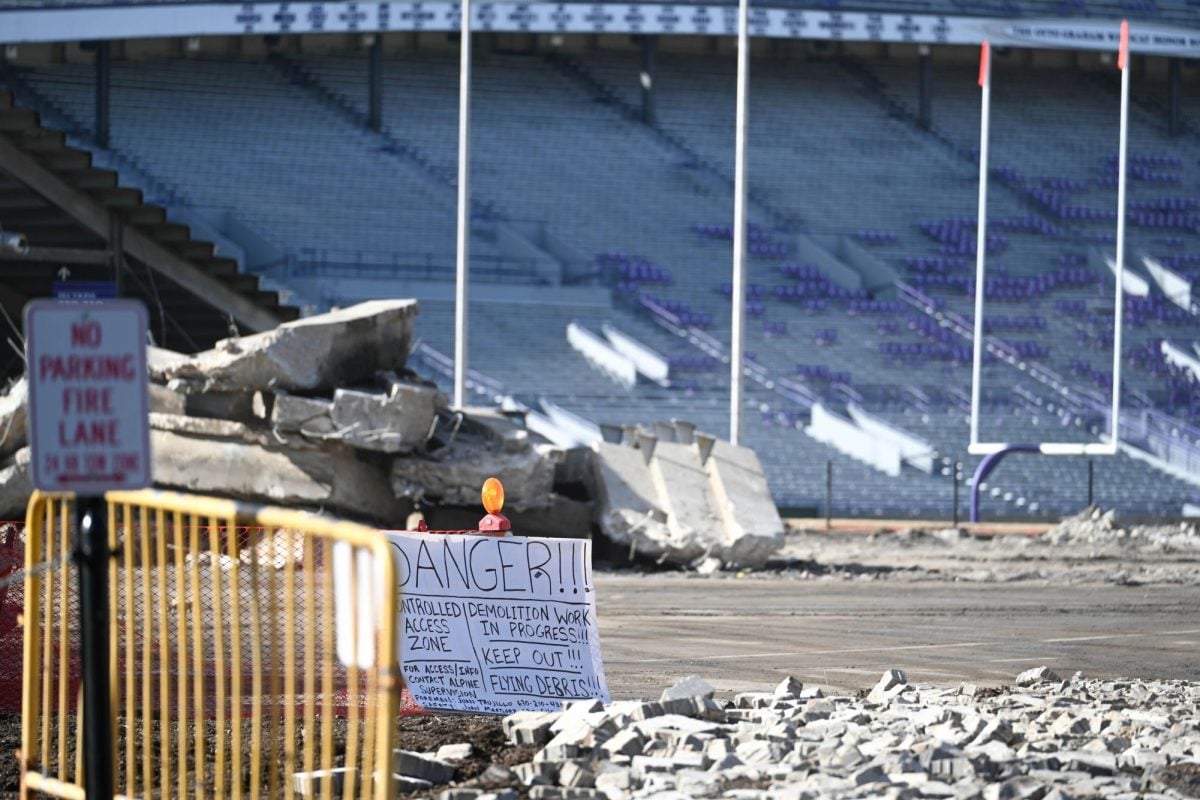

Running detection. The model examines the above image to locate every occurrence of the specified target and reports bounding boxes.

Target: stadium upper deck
[3,0,1200,59]
[0,0,1193,19]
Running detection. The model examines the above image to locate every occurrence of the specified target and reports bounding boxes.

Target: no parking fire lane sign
[24,299,152,493]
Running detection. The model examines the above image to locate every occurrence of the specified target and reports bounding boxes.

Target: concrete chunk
[330,384,439,453]
[590,440,670,556]
[648,441,723,562]
[149,429,410,523]
[181,390,258,421]
[436,743,474,763]
[558,762,595,788]
[0,448,31,519]
[513,761,558,786]
[393,440,558,511]
[293,768,354,797]
[394,774,434,793]
[163,299,418,393]
[528,788,600,800]
[1015,667,1062,687]
[867,669,909,702]
[0,378,27,460]
[394,749,456,784]
[774,676,804,700]
[600,729,646,757]
[703,439,785,568]
[590,426,783,569]
[661,675,716,702]
[272,392,335,436]
[503,711,559,745]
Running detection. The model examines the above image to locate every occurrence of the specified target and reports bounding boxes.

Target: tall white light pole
[1111,19,1130,446]
[453,0,473,409]
[968,39,990,453]
[729,0,750,445]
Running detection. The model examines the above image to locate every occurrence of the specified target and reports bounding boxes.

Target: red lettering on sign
[58,419,119,447]
[38,354,135,382]
[70,321,102,348]
[61,387,114,415]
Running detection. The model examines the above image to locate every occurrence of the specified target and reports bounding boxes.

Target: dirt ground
[0,712,529,796]
[0,715,17,797]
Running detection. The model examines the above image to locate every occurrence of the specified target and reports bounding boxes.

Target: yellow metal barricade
[21,489,401,800]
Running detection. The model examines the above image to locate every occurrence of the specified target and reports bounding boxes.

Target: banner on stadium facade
[3,3,1200,58]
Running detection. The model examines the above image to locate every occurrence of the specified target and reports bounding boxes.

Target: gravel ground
[7,508,1199,798]
[416,670,1200,800]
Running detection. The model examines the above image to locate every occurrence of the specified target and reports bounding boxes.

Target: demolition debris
[0,299,783,568]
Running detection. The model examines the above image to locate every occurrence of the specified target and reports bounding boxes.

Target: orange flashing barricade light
[478,477,512,535]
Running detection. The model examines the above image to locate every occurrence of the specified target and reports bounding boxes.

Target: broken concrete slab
[148,345,189,382]
[293,768,351,797]
[149,383,186,415]
[392,441,558,512]
[0,448,31,520]
[150,429,410,524]
[590,424,783,569]
[662,675,716,702]
[394,749,456,784]
[0,378,26,461]
[1015,667,1061,687]
[590,440,671,556]
[180,390,259,422]
[272,392,336,437]
[648,441,723,563]
[150,412,265,443]
[162,299,418,394]
[503,711,559,745]
[329,383,440,454]
[703,440,784,569]
[436,743,474,763]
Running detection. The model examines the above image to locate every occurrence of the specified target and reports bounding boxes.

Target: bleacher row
[8,46,1200,518]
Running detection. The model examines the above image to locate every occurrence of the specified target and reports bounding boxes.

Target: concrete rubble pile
[0,299,779,560]
[0,300,565,526]
[590,421,784,569]
[780,509,1200,586]
[403,669,1200,800]
[1044,507,1200,552]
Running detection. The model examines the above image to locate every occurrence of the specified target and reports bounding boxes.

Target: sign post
[25,299,152,800]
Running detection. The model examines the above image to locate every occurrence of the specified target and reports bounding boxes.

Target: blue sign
[52,282,118,301]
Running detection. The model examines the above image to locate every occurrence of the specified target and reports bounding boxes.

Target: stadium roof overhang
[0,89,297,382]
[0,3,1199,58]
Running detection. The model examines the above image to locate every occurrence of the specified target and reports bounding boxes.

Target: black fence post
[825,460,832,531]
[1087,459,1094,507]
[76,496,113,800]
[952,461,960,527]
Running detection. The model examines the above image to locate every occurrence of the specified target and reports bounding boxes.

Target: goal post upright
[967,24,1129,460]
[968,39,991,456]
[1110,19,1131,454]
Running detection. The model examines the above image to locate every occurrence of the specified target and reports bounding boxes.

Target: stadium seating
[10,48,1200,517]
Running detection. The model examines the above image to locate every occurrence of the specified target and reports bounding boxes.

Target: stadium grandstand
[2,0,1200,518]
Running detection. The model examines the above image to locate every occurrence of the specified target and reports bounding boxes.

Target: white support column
[729,0,750,446]
[453,0,473,410]
[968,40,991,451]
[1111,20,1130,447]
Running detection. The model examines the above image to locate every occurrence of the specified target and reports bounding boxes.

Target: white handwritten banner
[336,533,609,714]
